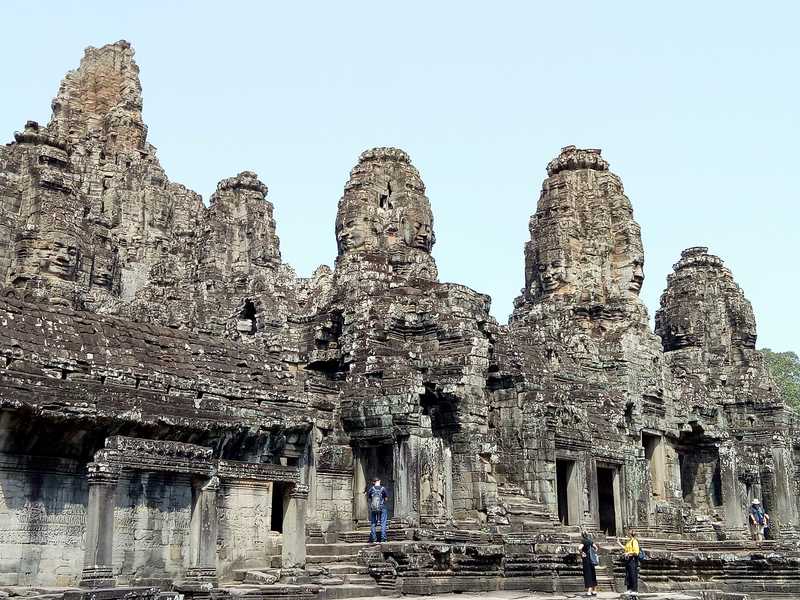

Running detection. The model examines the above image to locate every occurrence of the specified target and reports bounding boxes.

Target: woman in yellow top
[616,528,640,596]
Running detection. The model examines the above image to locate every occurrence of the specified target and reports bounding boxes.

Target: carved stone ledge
[181,566,217,584]
[78,565,114,588]
[290,483,310,500]
[105,435,213,460]
[86,462,120,486]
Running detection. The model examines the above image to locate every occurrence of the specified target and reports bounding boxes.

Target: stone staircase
[305,541,383,599]
[229,540,385,600]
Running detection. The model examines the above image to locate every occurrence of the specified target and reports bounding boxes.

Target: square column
[186,475,219,583]
[281,484,308,568]
[393,437,418,526]
[80,462,119,588]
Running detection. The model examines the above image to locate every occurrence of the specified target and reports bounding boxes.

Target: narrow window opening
[271,482,287,533]
[237,300,257,335]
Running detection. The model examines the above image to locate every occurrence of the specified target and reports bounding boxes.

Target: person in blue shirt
[366,477,389,543]
[748,498,770,542]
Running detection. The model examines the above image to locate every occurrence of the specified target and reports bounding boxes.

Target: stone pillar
[301,426,321,530]
[281,484,308,568]
[352,450,368,525]
[80,462,118,588]
[186,475,219,582]
[393,436,417,526]
[768,446,798,537]
[719,444,747,536]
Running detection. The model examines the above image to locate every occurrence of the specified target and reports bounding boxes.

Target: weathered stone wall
[113,472,193,585]
[314,473,353,533]
[0,455,86,587]
[217,481,279,579]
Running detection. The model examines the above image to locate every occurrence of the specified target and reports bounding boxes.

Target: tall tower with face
[656,247,757,362]
[335,147,437,280]
[521,146,645,307]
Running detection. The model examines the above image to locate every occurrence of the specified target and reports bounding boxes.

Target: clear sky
[1,1,797,352]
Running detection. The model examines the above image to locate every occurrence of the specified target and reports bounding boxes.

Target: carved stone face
[149,257,178,286]
[536,254,569,294]
[91,247,118,291]
[43,240,80,280]
[336,216,368,253]
[335,199,381,254]
[524,154,645,306]
[401,205,434,251]
[617,255,645,295]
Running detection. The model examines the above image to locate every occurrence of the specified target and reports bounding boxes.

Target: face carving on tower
[401,205,434,251]
[90,244,119,291]
[335,147,437,279]
[44,240,80,279]
[13,229,82,284]
[523,146,645,304]
[656,247,758,358]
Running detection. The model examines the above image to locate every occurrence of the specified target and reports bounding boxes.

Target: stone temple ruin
[0,40,798,600]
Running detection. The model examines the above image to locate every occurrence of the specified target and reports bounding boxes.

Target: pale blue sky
[1,1,797,352]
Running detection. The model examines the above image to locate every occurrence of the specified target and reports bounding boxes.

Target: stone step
[341,576,376,586]
[339,527,413,543]
[319,584,383,599]
[306,542,371,557]
[243,570,280,585]
[307,554,360,564]
[325,564,370,576]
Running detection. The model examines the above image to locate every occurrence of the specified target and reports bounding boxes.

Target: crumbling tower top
[335,146,437,280]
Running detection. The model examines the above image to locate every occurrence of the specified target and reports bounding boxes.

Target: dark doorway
[354,444,395,524]
[271,482,287,533]
[556,459,574,525]
[597,466,617,536]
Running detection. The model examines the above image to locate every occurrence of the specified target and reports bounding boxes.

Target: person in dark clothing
[366,477,389,542]
[578,529,599,596]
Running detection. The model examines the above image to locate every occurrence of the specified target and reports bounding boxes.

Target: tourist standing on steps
[616,528,640,597]
[578,529,599,596]
[748,498,770,542]
[366,477,389,543]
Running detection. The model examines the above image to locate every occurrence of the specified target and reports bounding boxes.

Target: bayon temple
[0,41,797,600]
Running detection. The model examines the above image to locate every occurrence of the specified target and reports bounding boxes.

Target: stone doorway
[353,445,395,525]
[556,458,580,525]
[271,481,288,533]
[597,466,617,536]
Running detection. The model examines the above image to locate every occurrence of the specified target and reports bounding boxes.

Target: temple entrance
[556,459,580,525]
[271,481,288,533]
[352,445,395,525]
[597,466,617,536]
